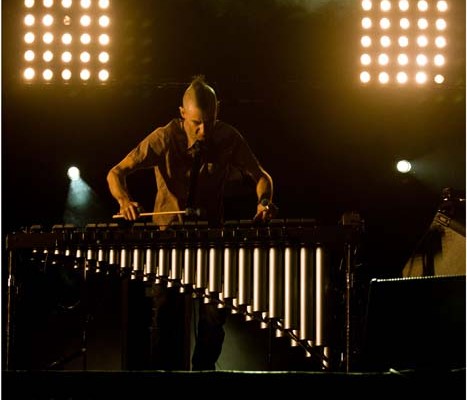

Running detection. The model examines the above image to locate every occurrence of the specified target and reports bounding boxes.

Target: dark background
[2,0,466,280]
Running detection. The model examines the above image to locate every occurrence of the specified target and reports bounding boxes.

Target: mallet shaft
[112,210,188,219]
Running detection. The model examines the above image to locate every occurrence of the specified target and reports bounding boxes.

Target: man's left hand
[253,199,278,222]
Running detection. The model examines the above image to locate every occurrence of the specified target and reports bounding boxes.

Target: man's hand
[253,199,278,223]
[118,200,143,220]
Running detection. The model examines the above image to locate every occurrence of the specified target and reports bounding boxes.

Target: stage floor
[3,368,466,400]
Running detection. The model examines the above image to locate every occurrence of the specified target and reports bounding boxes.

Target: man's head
[180,75,219,144]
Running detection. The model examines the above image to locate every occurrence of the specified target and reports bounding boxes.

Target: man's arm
[231,131,278,222]
[255,167,273,204]
[251,167,278,222]
[107,157,142,220]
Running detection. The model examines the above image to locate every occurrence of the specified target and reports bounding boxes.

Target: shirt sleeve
[230,130,264,180]
[125,127,166,170]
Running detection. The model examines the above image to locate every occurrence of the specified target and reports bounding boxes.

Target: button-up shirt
[123,118,263,227]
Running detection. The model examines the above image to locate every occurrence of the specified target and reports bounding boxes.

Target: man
[107,75,277,370]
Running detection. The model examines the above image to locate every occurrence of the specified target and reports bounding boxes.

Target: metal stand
[5,250,16,370]
[343,242,353,373]
[340,212,364,372]
[46,256,89,370]
[4,232,91,371]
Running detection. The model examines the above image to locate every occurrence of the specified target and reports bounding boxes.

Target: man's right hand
[118,200,143,220]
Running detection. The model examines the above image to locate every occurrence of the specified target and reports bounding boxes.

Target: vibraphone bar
[6,217,362,371]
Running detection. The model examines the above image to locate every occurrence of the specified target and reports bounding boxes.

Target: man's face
[180,101,217,143]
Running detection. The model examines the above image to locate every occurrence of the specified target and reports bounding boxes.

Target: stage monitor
[360,275,466,372]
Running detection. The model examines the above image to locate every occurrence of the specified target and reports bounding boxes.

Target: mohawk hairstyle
[184,74,217,109]
[190,74,207,85]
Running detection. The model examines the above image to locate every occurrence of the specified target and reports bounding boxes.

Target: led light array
[359,0,449,85]
[22,0,111,83]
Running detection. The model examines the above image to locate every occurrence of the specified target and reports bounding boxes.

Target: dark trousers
[149,285,229,371]
[191,301,230,370]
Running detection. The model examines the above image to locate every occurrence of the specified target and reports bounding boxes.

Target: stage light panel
[359,0,451,86]
[21,0,112,84]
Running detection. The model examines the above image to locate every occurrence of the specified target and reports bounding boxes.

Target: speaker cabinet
[361,275,466,372]
[403,188,465,277]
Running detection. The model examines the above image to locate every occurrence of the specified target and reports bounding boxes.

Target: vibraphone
[5,217,363,371]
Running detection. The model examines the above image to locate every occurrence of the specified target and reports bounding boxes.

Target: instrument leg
[5,250,16,370]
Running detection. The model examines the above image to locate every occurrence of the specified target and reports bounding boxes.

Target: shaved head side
[180,75,219,144]
[183,75,218,111]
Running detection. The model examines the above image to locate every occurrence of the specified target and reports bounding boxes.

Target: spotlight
[67,166,81,181]
[396,159,412,173]
[64,166,105,226]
